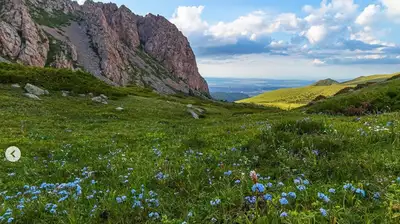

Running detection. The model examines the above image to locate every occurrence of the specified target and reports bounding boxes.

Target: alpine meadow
[2,0,400,223]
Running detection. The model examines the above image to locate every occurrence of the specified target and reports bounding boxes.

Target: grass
[239,73,400,110]
[237,85,354,109]
[342,73,399,85]
[1,65,400,223]
[306,78,400,115]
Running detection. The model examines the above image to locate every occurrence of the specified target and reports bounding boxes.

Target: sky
[78,0,400,80]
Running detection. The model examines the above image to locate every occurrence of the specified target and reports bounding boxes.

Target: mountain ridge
[0,0,209,96]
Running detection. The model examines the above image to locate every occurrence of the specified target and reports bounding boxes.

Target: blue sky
[80,0,400,80]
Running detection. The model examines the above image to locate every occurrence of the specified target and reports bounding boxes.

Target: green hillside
[237,84,354,109]
[306,78,400,115]
[342,73,399,85]
[239,73,400,110]
[1,64,400,223]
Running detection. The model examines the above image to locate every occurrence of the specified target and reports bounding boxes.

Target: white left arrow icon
[5,146,21,162]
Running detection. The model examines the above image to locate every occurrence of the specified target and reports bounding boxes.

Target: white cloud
[355,4,382,26]
[381,0,400,17]
[170,6,208,36]
[312,59,326,66]
[305,25,327,44]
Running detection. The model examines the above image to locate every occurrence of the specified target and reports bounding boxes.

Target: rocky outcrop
[138,14,209,93]
[0,0,49,66]
[0,0,210,96]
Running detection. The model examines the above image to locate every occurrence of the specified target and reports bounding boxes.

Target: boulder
[61,90,69,97]
[11,84,20,88]
[24,93,41,100]
[24,83,48,96]
[92,96,108,104]
[100,94,108,100]
[187,109,199,119]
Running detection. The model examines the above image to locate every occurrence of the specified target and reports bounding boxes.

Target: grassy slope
[306,78,400,115]
[238,85,354,110]
[342,74,399,85]
[239,73,399,110]
[1,66,400,223]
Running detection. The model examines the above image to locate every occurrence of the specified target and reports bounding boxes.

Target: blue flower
[7,217,14,223]
[116,197,123,204]
[235,180,241,184]
[320,208,328,217]
[148,212,160,219]
[294,179,301,185]
[303,179,310,185]
[264,194,272,201]
[252,183,265,193]
[224,170,232,176]
[355,188,366,197]
[280,212,288,217]
[318,193,330,203]
[245,196,257,204]
[131,189,136,194]
[373,192,381,200]
[281,192,287,197]
[328,188,336,193]
[297,185,306,191]
[91,180,96,185]
[50,209,56,214]
[210,198,221,206]
[58,195,68,202]
[343,183,353,190]
[279,197,289,205]
[267,182,273,188]
[288,192,296,198]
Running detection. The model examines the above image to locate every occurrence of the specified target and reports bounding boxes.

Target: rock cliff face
[0,0,209,96]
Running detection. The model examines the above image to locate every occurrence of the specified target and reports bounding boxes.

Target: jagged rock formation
[0,0,209,96]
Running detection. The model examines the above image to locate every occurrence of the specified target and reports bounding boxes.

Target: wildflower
[58,195,68,202]
[280,212,288,217]
[245,196,257,204]
[16,205,24,210]
[267,182,273,188]
[211,218,217,223]
[132,200,142,208]
[264,194,272,201]
[116,197,123,204]
[317,193,330,203]
[303,179,310,185]
[224,170,232,176]
[312,150,319,156]
[277,182,284,187]
[297,185,306,191]
[328,188,336,193]
[281,192,287,197]
[288,192,296,198]
[250,170,258,183]
[234,180,241,184]
[279,197,289,205]
[155,172,168,180]
[210,199,221,206]
[148,212,160,219]
[187,211,193,217]
[355,188,366,197]
[7,217,14,223]
[320,208,328,217]
[131,189,136,194]
[91,180,96,185]
[128,168,134,171]
[50,209,56,214]
[343,183,353,190]
[294,179,301,185]
[373,192,381,200]
[252,183,265,193]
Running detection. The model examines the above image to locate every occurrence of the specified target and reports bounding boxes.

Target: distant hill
[211,92,250,102]
[313,78,339,86]
[238,72,400,110]
[306,78,400,115]
[342,74,399,85]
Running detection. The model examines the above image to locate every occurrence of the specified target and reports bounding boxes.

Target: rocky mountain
[0,0,209,96]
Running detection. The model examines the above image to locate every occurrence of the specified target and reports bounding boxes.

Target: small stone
[24,93,41,100]
[11,84,21,88]
[92,96,108,104]
[79,94,86,97]
[187,109,199,119]
[115,107,124,111]
[24,83,48,96]
[100,94,108,100]
[61,91,69,97]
